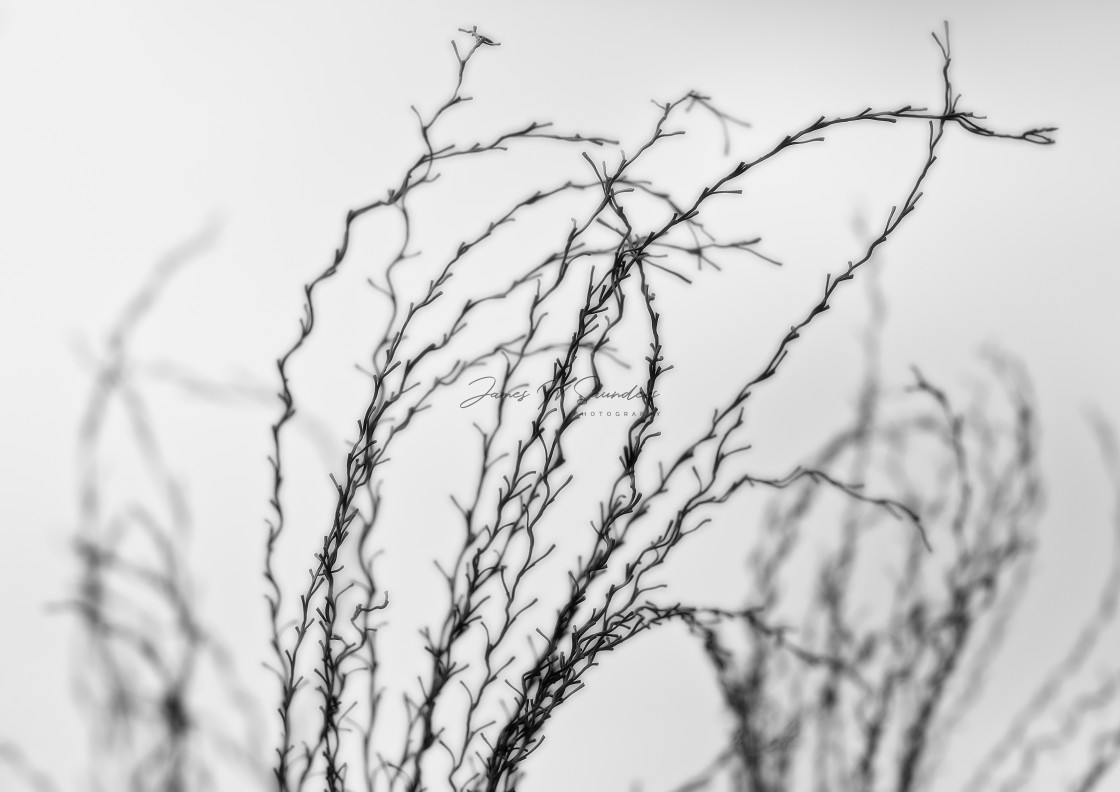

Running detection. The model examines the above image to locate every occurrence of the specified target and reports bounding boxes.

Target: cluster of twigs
[14,20,1097,792]
[671,316,1120,792]
[54,224,268,791]
[261,24,1055,792]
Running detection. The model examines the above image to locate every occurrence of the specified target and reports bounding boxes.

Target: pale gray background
[2,1,1119,790]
